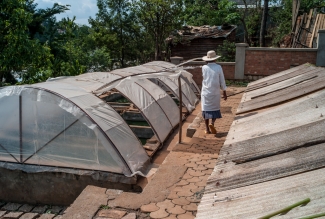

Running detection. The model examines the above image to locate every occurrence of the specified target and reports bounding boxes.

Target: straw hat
[202,50,220,61]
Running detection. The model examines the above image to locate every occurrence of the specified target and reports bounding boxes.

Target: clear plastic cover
[155,76,195,112]
[169,76,199,106]
[0,61,199,177]
[115,79,173,142]
[0,85,150,176]
[0,89,20,163]
[136,78,179,127]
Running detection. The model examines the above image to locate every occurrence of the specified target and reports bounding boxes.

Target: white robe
[201,63,227,111]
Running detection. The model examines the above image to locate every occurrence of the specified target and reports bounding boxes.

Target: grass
[99,205,110,210]
[226,80,249,87]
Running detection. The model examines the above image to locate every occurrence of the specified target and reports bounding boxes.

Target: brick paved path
[137,89,244,219]
[0,87,243,219]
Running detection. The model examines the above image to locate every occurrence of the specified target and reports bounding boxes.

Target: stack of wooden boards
[291,9,325,48]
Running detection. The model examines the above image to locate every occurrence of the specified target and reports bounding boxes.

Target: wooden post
[178,76,183,143]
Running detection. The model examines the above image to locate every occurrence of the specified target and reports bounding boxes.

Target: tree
[25,0,69,39]
[260,0,269,46]
[89,0,142,68]
[133,0,184,60]
[0,0,52,86]
[183,0,239,26]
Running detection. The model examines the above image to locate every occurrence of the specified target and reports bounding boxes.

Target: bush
[216,40,236,62]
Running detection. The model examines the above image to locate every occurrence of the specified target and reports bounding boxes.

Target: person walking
[201,50,227,134]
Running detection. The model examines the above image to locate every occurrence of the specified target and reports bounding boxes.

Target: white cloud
[34,0,98,25]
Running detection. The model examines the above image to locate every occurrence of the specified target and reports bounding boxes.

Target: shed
[166,25,237,60]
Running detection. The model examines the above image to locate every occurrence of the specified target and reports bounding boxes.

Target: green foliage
[268,0,325,47]
[183,0,240,26]
[2,0,325,87]
[132,0,184,60]
[216,40,236,62]
[0,0,53,86]
[90,0,140,67]
[225,80,248,87]
[99,205,110,210]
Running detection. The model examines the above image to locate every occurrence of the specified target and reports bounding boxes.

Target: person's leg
[209,118,217,134]
[205,119,211,133]
[211,118,216,126]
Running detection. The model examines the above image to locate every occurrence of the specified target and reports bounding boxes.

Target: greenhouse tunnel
[0,61,199,204]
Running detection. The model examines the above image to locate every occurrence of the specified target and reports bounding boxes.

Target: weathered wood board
[225,89,325,162]
[246,64,312,91]
[237,66,325,114]
[205,143,325,193]
[197,168,325,219]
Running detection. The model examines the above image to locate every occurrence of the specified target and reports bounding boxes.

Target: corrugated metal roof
[166,25,237,44]
[196,64,325,219]
[197,168,325,219]
[237,63,325,114]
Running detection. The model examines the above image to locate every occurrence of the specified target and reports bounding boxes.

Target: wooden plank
[248,71,318,99]
[222,117,325,163]
[313,14,322,47]
[309,14,319,47]
[319,14,325,29]
[246,64,313,92]
[237,68,325,114]
[246,63,310,90]
[306,9,313,28]
[293,15,303,47]
[197,168,325,219]
[299,10,313,46]
[205,143,325,193]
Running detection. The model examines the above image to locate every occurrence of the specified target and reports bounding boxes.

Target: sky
[34,0,98,25]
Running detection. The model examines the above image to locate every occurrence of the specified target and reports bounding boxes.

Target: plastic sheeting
[114,78,173,143]
[0,84,149,176]
[0,61,199,177]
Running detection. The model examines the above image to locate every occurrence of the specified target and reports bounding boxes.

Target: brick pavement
[0,87,244,219]
[138,88,244,219]
[0,204,65,219]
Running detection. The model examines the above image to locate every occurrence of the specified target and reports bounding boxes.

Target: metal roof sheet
[197,168,325,219]
[237,64,325,114]
[196,63,325,219]
[166,25,237,44]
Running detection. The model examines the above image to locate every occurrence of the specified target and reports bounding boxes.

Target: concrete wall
[0,167,137,206]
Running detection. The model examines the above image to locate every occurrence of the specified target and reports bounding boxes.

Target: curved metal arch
[25,86,133,175]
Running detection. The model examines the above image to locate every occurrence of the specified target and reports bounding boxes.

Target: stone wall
[245,48,318,76]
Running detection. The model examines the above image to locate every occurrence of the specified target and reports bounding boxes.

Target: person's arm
[223,90,227,101]
[219,66,227,101]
